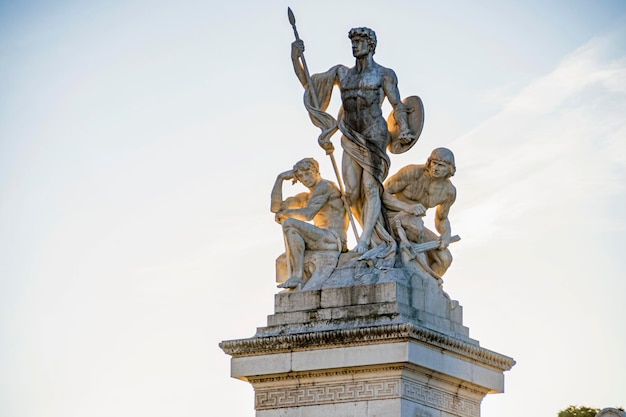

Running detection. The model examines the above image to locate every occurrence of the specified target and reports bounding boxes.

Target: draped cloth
[302,70,396,261]
[302,71,338,152]
[303,70,390,186]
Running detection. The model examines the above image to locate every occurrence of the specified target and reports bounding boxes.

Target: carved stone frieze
[253,373,480,417]
[402,379,479,417]
[255,378,400,410]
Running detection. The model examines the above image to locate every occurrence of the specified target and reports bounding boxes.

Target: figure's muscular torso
[336,65,388,137]
[301,180,348,233]
[388,166,455,210]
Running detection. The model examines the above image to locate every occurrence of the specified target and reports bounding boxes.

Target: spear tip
[287,7,295,25]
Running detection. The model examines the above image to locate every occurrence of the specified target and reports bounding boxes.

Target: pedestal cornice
[219,322,515,372]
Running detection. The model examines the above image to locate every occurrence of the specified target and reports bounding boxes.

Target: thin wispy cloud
[452,25,626,243]
[445,26,626,417]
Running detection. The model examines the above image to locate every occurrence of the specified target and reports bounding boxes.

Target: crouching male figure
[383,148,457,276]
[271,158,348,289]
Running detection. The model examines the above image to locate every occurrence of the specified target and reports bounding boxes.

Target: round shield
[387,96,424,154]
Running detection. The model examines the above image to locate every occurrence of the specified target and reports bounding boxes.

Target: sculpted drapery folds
[291,27,416,254]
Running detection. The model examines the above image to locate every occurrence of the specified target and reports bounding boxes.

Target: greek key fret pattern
[402,380,479,417]
[255,377,479,416]
[255,379,400,410]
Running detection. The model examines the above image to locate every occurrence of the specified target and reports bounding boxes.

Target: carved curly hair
[348,27,377,54]
[293,158,319,177]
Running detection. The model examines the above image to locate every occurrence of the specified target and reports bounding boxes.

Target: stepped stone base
[263,279,472,343]
[220,260,515,417]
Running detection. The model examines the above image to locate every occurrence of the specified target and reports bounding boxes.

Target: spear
[287,7,319,109]
[287,7,360,242]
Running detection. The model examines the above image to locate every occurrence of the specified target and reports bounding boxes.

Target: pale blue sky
[1,1,625,416]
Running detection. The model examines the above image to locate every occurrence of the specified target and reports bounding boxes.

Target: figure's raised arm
[291,40,308,88]
[270,170,295,213]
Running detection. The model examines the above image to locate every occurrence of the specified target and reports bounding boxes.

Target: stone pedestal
[220,258,515,417]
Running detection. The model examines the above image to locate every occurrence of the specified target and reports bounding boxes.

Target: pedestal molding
[220,322,515,371]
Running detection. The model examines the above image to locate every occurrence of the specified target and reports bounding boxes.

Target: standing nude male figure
[291,27,415,253]
[271,158,348,289]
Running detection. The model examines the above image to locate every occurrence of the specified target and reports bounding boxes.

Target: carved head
[427,148,456,178]
[348,27,377,56]
[293,158,320,187]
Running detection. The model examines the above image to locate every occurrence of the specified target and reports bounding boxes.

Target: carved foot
[277,276,303,289]
[353,240,369,254]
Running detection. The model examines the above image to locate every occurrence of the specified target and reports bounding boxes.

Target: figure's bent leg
[422,228,452,276]
[278,218,306,288]
[278,219,344,289]
[393,213,425,243]
[428,249,452,276]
